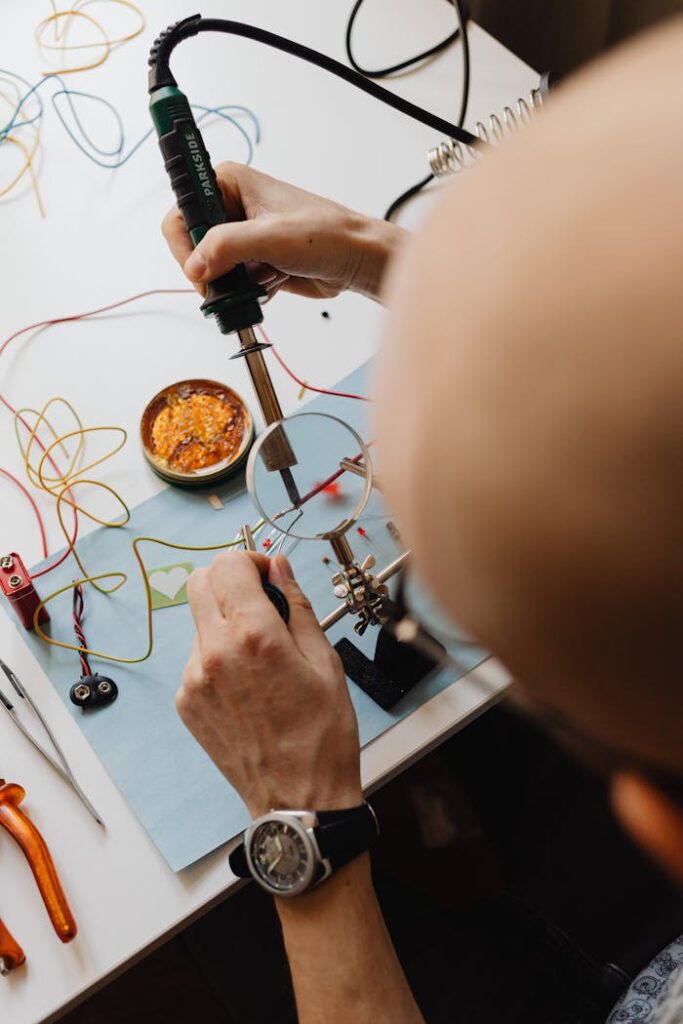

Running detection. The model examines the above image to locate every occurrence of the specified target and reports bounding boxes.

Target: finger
[269,556,328,662]
[209,550,281,624]
[260,282,285,305]
[183,217,295,285]
[161,206,194,268]
[161,207,205,296]
[187,567,224,642]
[213,160,252,218]
[244,261,289,290]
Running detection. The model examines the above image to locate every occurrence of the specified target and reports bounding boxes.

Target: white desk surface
[0,3,535,1021]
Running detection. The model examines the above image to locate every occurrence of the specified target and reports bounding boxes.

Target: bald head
[376,18,683,775]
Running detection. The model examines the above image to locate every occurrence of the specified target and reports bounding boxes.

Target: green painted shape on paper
[147,562,194,609]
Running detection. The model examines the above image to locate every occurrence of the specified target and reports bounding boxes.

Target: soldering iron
[145,14,498,657]
[147,15,479,507]
[148,21,301,504]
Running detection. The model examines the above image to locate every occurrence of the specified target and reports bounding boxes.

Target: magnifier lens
[247,412,372,541]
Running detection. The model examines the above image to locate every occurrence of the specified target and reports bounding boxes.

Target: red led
[311,479,343,502]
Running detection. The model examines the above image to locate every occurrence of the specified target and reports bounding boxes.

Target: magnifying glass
[246,412,374,542]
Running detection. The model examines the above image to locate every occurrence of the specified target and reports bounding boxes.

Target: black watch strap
[228,802,378,881]
[229,839,250,878]
[314,802,379,872]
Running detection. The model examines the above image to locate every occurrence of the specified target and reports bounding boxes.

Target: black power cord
[345,0,462,78]
[377,0,471,220]
[384,171,436,221]
[149,15,478,147]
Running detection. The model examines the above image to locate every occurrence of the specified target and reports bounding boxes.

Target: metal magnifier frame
[246,412,374,541]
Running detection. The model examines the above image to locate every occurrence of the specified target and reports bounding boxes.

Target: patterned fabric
[654,966,683,1024]
[607,937,683,1023]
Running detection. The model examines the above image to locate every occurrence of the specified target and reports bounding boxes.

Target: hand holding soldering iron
[162,162,406,305]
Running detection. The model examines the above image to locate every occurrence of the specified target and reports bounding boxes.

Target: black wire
[383,0,470,221]
[345,0,460,78]
[151,17,479,148]
[384,172,434,221]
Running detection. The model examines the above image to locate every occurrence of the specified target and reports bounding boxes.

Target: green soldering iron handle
[149,85,266,335]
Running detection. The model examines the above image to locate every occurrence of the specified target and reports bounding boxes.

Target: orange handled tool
[0,918,25,975]
[0,780,77,944]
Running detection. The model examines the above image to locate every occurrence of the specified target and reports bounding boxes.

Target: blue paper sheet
[26,365,486,871]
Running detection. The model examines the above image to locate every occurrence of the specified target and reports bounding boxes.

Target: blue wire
[0,71,260,170]
[51,93,259,168]
[0,69,45,138]
[52,86,125,158]
[195,103,261,144]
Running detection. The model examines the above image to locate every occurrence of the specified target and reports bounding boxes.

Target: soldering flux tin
[140,379,254,487]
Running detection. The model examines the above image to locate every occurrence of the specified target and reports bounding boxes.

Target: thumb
[270,556,327,661]
[183,218,285,284]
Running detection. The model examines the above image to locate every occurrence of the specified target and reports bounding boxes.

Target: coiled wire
[428,73,554,178]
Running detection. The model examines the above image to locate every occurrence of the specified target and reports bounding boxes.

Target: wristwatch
[229,802,379,897]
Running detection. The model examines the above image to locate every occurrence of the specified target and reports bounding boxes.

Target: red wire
[0,289,192,576]
[1,398,79,578]
[0,288,193,360]
[0,291,367,405]
[0,287,369,572]
[71,584,91,676]
[32,530,78,578]
[0,467,48,558]
[257,326,369,402]
[298,452,365,506]
[255,323,370,506]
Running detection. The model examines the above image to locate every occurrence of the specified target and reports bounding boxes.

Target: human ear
[612,773,683,886]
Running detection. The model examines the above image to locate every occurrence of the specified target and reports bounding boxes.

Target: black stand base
[335,625,445,710]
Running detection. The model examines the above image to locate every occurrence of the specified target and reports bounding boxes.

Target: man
[161,17,683,1023]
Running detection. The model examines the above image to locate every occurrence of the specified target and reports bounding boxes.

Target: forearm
[177,553,419,1018]
[276,855,424,1024]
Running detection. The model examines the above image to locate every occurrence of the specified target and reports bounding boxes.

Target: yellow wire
[15,397,85,488]
[0,3,145,216]
[0,89,45,217]
[32,532,259,664]
[36,1,145,75]
[14,399,265,665]
[17,400,130,594]
[38,425,128,496]
[54,478,130,595]
[54,0,145,48]
[0,3,146,214]
[36,10,111,73]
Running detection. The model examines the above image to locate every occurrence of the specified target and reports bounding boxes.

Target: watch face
[249,818,314,894]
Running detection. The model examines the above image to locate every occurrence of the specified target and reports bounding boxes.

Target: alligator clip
[0,780,77,945]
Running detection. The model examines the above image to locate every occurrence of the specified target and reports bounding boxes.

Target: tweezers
[0,657,104,826]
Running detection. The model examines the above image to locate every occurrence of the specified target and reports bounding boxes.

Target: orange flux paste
[151,392,245,472]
